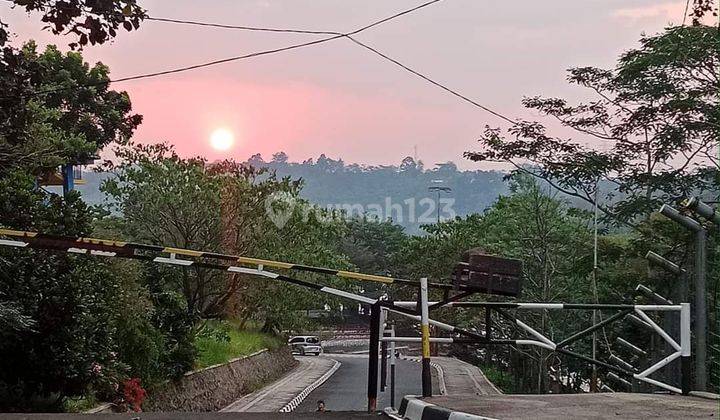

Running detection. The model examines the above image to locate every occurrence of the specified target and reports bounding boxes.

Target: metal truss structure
[0,229,694,409]
[391,300,691,394]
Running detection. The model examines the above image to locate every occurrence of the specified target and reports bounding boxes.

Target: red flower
[122,378,147,412]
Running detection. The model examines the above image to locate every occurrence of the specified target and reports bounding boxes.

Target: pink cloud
[612,2,686,22]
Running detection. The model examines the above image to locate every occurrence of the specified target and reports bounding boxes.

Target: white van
[288,335,322,356]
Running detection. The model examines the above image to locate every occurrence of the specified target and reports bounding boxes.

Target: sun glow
[210,128,235,151]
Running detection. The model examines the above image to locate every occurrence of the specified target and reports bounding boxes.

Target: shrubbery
[0,174,197,411]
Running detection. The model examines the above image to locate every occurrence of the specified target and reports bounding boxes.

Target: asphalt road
[0,413,382,419]
[295,354,438,412]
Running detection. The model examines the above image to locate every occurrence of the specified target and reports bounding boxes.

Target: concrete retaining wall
[144,346,297,412]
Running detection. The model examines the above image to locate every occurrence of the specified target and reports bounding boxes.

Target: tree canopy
[1,0,145,48]
[0,42,141,176]
[466,25,720,226]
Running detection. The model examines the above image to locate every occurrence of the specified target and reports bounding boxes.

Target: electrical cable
[145,16,340,35]
[3,0,442,99]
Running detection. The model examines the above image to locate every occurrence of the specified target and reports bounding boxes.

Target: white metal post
[420,277,431,397]
[680,303,691,394]
[390,324,396,408]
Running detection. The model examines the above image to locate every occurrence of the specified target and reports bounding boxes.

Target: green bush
[0,253,126,411]
[479,364,516,394]
[115,264,197,386]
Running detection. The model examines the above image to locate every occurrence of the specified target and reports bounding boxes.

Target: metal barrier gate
[0,229,696,411]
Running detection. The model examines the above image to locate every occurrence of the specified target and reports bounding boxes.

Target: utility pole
[591,181,599,392]
[380,309,388,392]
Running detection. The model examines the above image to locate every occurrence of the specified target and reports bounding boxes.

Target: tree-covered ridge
[74,153,511,235]
[223,153,509,235]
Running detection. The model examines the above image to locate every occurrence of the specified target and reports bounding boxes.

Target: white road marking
[221,355,340,412]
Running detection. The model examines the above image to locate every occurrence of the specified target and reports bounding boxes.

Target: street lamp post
[428,182,452,224]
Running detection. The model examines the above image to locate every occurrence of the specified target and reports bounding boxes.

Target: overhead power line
[111,35,341,84]
[145,16,340,35]
[148,5,517,125]
[6,0,442,99]
[343,36,516,125]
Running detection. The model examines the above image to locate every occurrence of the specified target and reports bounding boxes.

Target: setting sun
[210,128,234,151]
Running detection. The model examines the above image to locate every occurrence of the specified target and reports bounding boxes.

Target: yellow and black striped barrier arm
[0,228,501,349]
[0,228,395,284]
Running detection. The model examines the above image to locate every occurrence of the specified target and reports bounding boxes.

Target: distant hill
[75,153,510,235]
[255,153,509,234]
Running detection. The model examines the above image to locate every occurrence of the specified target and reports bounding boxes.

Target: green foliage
[62,394,98,413]
[467,25,719,226]
[236,199,351,333]
[102,142,353,330]
[0,42,142,176]
[255,153,509,235]
[393,175,603,392]
[341,217,406,276]
[0,44,191,410]
[0,1,146,49]
[194,321,283,369]
[479,365,516,393]
[0,251,126,411]
[0,171,94,234]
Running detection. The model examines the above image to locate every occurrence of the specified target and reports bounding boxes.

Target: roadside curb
[82,402,115,413]
[399,356,447,395]
[689,391,720,400]
[386,395,497,420]
[279,358,341,412]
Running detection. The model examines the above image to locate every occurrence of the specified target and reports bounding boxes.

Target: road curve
[222,356,337,412]
[295,353,438,412]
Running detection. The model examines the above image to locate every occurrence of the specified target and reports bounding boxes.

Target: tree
[242,153,507,235]
[237,201,350,333]
[466,26,719,226]
[391,175,602,393]
[340,217,406,276]
[102,143,225,318]
[478,176,595,393]
[0,171,122,410]
[271,151,288,164]
[0,42,142,176]
[399,156,421,173]
[102,142,352,328]
[689,0,718,25]
[1,0,145,49]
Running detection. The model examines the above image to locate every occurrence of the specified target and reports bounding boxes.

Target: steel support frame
[389,301,692,394]
[0,233,694,395]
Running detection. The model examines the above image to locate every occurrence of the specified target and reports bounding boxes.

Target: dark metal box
[453,248,523,296]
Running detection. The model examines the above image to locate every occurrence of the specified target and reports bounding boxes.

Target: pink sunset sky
[1,0,692,169]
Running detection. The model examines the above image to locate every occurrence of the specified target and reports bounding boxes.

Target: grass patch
[194,320,283,370]
[480,364,515,393]
[63,394,99,413]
